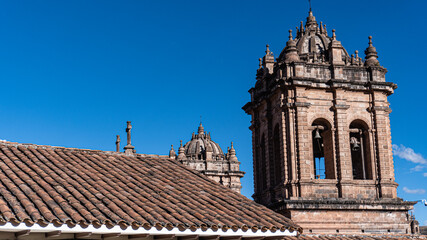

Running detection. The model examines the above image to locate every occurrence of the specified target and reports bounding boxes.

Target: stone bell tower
[243,10,416,234]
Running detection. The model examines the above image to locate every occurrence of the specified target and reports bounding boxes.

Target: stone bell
[350,137,360,152]
[314,128,321,139]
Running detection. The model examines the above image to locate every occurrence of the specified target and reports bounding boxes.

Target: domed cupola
[182,123,225,160]
[172,123,245,193]
[278,10,349,64]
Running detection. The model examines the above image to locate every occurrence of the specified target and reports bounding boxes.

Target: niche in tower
[349,120,373,180]
[312,119,335,179]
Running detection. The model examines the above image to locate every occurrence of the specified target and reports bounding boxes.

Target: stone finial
[262,44,275,73]
[197,122,204,135]
[177,140,185,160]
[229,142,238,161]
[116,135,120,152]
[306,10,317,31]
[258,58,262,69]
[320,21,324,34]
[324,24,328,36]
[351,54,355,65]
[284,29,300,63]
[307,10,316,22]
[124,121,135,155]
[355,50,360,66]
[364,36,379,66]
[169,145,176,158]
[300,21,304,33]
[265,44,270,55]
[329,29,344,65]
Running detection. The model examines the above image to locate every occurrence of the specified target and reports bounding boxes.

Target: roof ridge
[0,140,169,158]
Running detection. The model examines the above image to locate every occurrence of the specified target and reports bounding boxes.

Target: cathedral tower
[243,11,416,234]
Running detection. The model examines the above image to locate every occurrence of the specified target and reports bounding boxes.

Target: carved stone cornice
[367,106,392,113]
[283,102,311,109]
[331,104,350,111]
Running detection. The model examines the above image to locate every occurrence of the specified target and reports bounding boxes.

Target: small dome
[183,123,225,160]
[278,11,349,63]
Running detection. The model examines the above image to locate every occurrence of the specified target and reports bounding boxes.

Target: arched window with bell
[311,119,335,179]
[349,120,373,180]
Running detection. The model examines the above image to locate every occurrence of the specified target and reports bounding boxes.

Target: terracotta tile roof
[285,234,427,239]
[0,141,300,233]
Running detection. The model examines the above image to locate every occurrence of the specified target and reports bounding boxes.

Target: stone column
[284,88,300,198]
[371,91,397,198]
[332,89,352,198]
[294,87,313,198]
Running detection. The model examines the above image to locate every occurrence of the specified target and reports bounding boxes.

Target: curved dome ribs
[171,123,245,193]
[277,10,358,65]
[255,10,387,90]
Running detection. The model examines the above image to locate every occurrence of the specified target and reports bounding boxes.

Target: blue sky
[0,0,426,225]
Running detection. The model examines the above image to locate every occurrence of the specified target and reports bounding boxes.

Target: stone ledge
[271,198,417,211]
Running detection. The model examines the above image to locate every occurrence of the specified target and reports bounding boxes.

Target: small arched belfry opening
[349,120,373,180]
[311,118,335,179]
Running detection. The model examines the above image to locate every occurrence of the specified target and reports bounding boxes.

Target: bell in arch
[350,137,360,152]
[314,128,322,139]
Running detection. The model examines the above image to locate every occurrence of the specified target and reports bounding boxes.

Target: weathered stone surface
[173,123,245,193]
[242,10,416,234]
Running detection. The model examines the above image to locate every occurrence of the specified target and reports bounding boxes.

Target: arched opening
[349,120,372,180]
[273,124,282,185]
[312,119,335,179]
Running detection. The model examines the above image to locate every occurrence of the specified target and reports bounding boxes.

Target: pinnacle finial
[169,144,176,158]
[364,36,379,66]
[332,29,336,40]
[115,135,120,152]
[265,44,270,55]
[309,0,312,12]
[288,29,293,40]
[258,58,262,68]
[180,140,183,147]
[197,122,204,135]
[124,121,135,155]
[229,141,237,160]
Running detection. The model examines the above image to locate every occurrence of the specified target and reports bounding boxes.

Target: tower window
[312,119,335,179]
[350,121,372,180]
[313,127,325,179]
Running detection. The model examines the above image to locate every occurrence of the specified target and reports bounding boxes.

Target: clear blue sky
[0,0,426,225]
